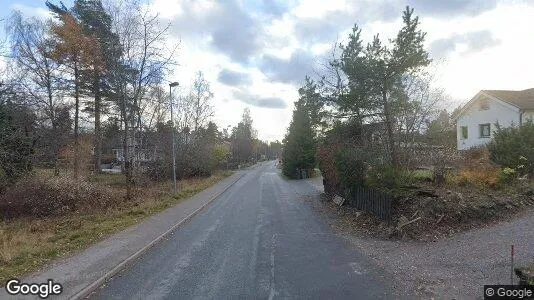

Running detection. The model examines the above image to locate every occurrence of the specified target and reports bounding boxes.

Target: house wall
[457,95,520,150]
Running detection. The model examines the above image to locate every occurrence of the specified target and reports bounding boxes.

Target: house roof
[482,88,534,110]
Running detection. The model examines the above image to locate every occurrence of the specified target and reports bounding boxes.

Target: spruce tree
[282,90,317,179]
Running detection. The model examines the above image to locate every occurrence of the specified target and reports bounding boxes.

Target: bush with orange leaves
[449,168,503,188]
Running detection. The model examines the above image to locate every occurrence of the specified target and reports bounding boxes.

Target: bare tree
[172,71,214,135]
[7,12,67,175]
[140,85,169,130]
[396,68,446,143]
[106,0,177,199]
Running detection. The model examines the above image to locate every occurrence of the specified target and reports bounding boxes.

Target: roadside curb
[70,171,247,300]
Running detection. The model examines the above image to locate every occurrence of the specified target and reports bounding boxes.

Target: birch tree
[7,12,66,175]
[105,0,176,199]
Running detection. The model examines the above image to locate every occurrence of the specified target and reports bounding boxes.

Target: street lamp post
[169,82,179,194]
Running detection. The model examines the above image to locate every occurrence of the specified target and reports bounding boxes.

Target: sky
[3,0,534,141]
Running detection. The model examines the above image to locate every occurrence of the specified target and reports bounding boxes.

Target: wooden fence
[346,185,393,222]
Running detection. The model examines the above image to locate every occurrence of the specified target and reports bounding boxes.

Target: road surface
[91,161,395,299]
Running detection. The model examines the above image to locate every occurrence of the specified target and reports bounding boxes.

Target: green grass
[411,169,434,181]
[0,170,232,284]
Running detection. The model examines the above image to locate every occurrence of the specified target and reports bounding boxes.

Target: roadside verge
[0,170,247,300]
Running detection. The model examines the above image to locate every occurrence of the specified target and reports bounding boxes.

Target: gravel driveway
[304,177,534,299]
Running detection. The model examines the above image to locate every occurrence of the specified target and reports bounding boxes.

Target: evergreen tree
[231,108,254,163]
[298,76,326,137]
[282,89,317,178]
[72,0,122,173]
[334,6,430,166]
[48,10,102,178]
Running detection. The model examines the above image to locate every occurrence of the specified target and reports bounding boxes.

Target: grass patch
[87,172,127,187]
[411,169,433,181]
[0,170,232,284]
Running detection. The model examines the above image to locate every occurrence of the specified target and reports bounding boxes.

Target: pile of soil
[324,182,534,241]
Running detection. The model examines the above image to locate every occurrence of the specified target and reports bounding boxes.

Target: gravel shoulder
[304,177,534,299]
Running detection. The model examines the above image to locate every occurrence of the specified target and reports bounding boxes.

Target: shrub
[148,141,217,181]
[0,175,118,219]
[411,169,434,181]
[316,120,365,194]
[213,144,231,167]
[464,146,489,160]
[177,147,214,178]
[460,146,496,170]
[0,102,35,190]
[333,148,368,190]
[366,165,414,193]
[488,120,534,176]
[145,159,172,182]
[317,139,341,195]
[450,168,502,188]
[499,167,517,184]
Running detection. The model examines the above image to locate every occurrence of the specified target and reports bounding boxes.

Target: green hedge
[488,120,534,176]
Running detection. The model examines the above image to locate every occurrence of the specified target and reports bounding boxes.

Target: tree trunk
[74,62,80,179]
[93,74,102,174]
[121,93,133,200]
[51,118,60,176]
[123,124,133,200]
[46,76,60,176]
[383,90,398,167]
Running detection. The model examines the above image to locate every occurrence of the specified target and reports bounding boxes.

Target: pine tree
[72,0,121,173]
[49,12,103,178]
[336,6,430,166]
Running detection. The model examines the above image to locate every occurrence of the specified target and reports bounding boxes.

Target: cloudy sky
[3,0,534,141]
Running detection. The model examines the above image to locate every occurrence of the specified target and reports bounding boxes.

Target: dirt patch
[306,193,534,298]
[393,184,534,241]
[324,181,534,242]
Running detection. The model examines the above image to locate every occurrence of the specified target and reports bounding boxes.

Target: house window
[480,124,491,138]
[460,126,468,139]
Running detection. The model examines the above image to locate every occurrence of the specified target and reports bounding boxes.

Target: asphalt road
[91,161,394,299]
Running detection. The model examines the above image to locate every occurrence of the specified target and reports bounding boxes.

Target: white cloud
[5,0,534,141]
[11,3,52,20]
[423,2,534,101]
[154,0,534,139]
[293,0,348,18]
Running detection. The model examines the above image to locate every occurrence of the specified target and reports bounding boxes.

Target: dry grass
[449,168,502,189]
[0,170,232,284]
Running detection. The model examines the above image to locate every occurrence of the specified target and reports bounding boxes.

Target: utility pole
[169,82,179,194]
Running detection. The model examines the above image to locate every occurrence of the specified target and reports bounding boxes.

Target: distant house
[112,148,156,163]
[110,133,157,168]
[456,88,534,150]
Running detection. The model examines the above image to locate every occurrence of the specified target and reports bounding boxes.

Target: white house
[456,88,534,150]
